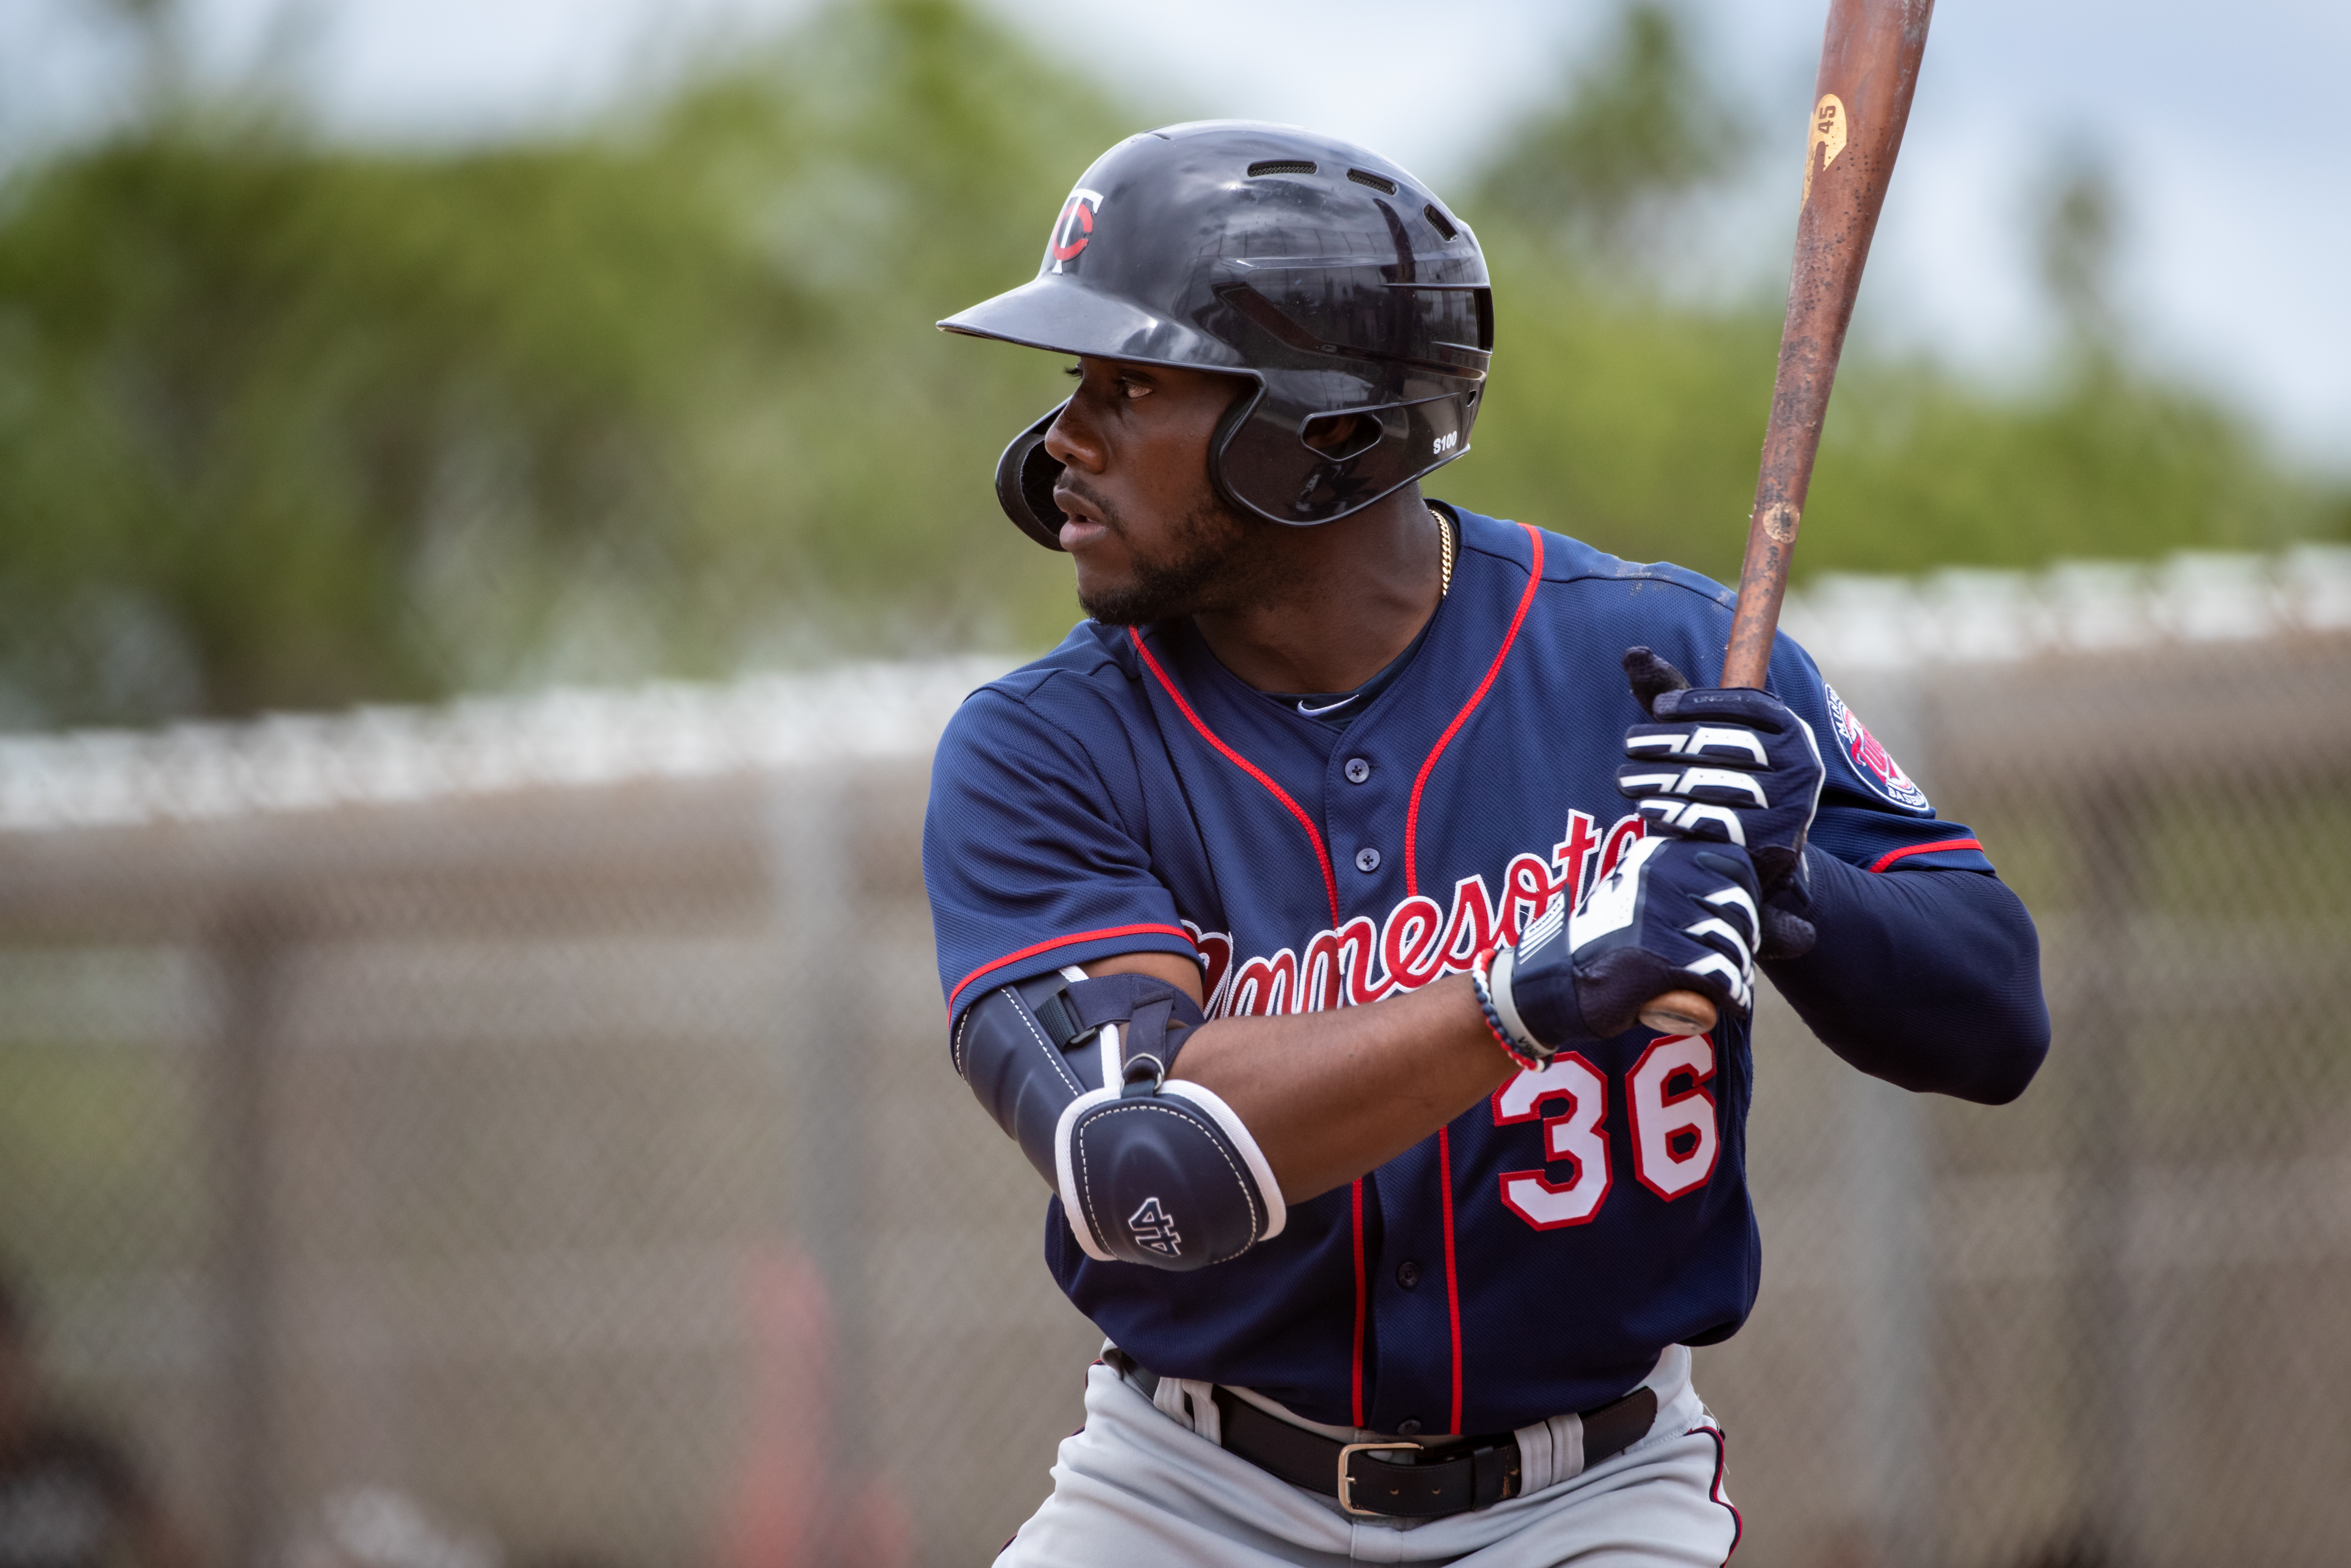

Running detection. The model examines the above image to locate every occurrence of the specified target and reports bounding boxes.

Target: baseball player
[924,122,2049,1566]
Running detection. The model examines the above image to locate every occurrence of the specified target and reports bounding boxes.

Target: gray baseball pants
[996,1345,1741,1566]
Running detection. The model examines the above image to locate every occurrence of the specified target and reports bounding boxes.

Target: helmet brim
[939,277,1252,377]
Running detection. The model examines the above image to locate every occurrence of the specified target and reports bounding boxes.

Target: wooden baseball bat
[1638,0,1936,1039]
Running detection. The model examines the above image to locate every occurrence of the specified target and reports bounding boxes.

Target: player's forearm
[1171,974,1512,1204]
[1763,851,2050,1103]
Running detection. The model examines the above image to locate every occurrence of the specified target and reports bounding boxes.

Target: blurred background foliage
[0,0,2339,728]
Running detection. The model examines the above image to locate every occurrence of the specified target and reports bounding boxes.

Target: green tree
[0,0,2334,730]
[1440,3,2328,583]
[0,124,766,718]
[0,0,1119,726]
[1473,1,1745,268]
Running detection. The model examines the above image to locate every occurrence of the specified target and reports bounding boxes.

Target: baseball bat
[1638,0,1936,1039]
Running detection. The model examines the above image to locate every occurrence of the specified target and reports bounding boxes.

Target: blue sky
[7,0,2346,470]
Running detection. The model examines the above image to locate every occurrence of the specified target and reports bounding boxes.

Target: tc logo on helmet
[1048,188,1103,274]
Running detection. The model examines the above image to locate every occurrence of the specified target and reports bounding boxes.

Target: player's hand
[1482,836,1760,1056]
[1616,648,1822,961]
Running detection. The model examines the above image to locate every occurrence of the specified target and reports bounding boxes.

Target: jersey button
[1396,1260,1422,1290]
[1396,1418,1423,1436]
[1344,757,1372,784]
[1355,847,1382,873]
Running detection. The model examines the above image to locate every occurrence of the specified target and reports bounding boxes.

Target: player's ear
[1299,411,1377,459]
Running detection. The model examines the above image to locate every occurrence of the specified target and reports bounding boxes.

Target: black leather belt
[1105,1350,1659,1520]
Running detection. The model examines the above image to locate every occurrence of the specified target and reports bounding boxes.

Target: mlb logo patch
[1824,683,1930,812]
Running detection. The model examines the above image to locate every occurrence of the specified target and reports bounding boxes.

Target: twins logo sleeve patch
[1823,682,1930,812]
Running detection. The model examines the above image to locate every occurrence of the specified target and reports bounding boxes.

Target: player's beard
[1071,485,1273,627]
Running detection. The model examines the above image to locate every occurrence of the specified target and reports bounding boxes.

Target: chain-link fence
[1,551,2346,1568]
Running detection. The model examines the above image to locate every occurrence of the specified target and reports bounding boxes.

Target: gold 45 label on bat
[1801,93,1849,207]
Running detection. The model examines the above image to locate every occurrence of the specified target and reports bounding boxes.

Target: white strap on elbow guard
[1052,1037,1284,1268]
[957,966,1282,1270]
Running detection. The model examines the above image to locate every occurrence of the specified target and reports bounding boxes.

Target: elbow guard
[953,969,1284,1270]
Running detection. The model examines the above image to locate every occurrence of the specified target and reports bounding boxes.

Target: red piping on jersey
[1130,626,1364,1420]
[1130,627,1341,925]
[1404,523,1546,897]
[1868,837,1983,874]
[1349,1178,1367,1428]
[1437,1125,1465,1436]
[946,923,1198,1014]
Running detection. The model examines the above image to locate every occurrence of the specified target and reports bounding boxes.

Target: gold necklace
[1429,505,1455,596]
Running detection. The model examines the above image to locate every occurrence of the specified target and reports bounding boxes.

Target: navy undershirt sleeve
[1762,851,2050,1105]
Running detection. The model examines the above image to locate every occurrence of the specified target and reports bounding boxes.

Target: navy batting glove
[1616,647,1824,905]
[1479,836,1761,1060]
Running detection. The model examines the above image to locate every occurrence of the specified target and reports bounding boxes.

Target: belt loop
[1152,1375,1222,1444]
[1551,1410,1585,1484]
[1534,1410,1585,1489]
[1512,1414,1551,1494]
[1510,1409,1584,1494]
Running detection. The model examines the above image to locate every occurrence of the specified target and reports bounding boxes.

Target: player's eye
[1063,362,1150,399]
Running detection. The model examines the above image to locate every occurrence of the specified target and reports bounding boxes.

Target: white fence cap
[1780,544,2351,673]
[3,544,2348,834]
[0,656,1012,833]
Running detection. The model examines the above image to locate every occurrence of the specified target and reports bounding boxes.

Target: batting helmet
[939,121,1493,549]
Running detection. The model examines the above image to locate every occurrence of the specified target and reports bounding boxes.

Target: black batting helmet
[939,121,1493,549]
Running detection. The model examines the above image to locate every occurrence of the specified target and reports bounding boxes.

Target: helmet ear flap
[1205,379,1269,521]
[994,400,1071,551]
[1213,384,1475,526]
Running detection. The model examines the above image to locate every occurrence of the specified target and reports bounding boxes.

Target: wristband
[1472,945,1551,1072]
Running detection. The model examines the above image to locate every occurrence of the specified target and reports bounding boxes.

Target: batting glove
[1616,647,1824,964]
[1477,835,1761,1065]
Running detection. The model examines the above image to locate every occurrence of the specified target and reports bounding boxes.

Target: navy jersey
[924,506,1990,1437]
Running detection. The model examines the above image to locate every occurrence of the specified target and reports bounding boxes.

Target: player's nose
[1043,395,1107,474]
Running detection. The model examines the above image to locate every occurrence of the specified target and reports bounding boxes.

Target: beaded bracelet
[1471,945,1550,1074]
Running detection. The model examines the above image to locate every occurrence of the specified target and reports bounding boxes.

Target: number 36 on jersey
[1490,1033,1721,1230]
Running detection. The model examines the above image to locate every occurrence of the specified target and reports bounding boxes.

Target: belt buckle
[1337,1440,1423,1518]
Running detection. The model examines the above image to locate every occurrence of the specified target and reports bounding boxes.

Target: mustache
[1054,474,1125,535]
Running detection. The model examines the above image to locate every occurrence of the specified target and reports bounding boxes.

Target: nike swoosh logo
[1296,696,1355,717]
